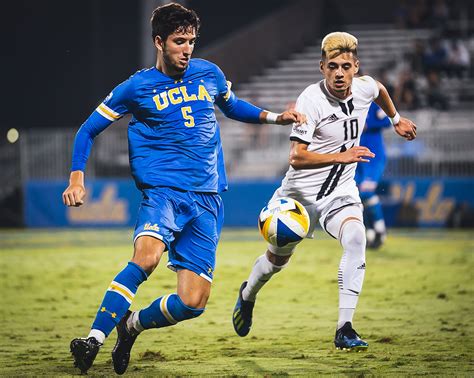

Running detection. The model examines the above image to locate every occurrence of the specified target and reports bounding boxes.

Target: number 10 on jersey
[343,119,358,140]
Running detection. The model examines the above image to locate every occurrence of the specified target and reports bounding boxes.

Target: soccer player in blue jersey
[62,3,305,374]
[355,102,392,249]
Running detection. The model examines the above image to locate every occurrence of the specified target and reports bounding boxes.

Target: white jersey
[278,76,379,205]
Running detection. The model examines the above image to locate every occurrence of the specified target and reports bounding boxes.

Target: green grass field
[0,229,473,376]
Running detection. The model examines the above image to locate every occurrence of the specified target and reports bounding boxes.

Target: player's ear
[354,59,360,74]
[319,60,324,74]
[154,36,164,52]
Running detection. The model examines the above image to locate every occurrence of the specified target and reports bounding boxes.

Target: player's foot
[367,230,385,249]
[334,322,368,351]
[112,310,139,375]
[70,336,102,374]
[232,281,255,337]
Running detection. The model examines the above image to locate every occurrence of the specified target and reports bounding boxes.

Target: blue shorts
[133,187,224,283]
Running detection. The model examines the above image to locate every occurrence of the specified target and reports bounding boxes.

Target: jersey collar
[153,61,191,82]
[321,80,353,104]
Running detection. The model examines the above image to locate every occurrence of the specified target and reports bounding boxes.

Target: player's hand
[339,146,375,164]
[277,110,307,126]
[62,171,86,207]
[394,117,417,141]
[62,184,86,207]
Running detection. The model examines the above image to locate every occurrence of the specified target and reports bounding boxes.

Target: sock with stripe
[130,293,204,332]
[337,220,366,330]
[88,262,148,343]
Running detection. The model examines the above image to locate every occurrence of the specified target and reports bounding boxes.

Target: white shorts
[267,180,363,255]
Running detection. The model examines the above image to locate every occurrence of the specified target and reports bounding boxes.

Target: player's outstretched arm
[63,110,115,207]
[289,141,375,170]
[63,170,86,207]
[259,110,306,126]
[216,88,306,126]
[374,81,417,141]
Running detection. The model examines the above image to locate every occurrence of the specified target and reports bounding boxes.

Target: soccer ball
[258,197,310,247]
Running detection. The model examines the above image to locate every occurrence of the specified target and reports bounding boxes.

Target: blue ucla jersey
[360,102,391,160]
[94,59,236,193]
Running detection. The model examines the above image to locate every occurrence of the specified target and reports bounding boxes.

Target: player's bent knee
[132,236,166,273]
[173,294,205,321]
[266,250,292,266]
[340,219,366,251]
[180,291,209,309]
[364,194,380,207]
[267,242,298,259]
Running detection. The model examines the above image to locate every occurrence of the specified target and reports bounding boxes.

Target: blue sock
[91,262,148,337]
[371,202,384,223]
[364,194,386,233]
[360,191,373,229]
[138,293,204,329]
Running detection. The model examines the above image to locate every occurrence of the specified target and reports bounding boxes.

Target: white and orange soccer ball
[258,197,310,247]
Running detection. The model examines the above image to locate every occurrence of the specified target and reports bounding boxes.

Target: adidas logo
[327,113,339,122]
[357,263,366,270]
[321,113,340,124]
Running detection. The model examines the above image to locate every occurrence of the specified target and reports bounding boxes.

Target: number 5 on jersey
[181,106,195,127]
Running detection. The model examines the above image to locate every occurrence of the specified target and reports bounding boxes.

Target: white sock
[337,220,366,330]
[373,219,386,234]
[127,310,144,334]
[88,329,106,344]
[242,254,287,302]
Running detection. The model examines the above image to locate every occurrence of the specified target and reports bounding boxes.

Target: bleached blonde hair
[321,32,358,59]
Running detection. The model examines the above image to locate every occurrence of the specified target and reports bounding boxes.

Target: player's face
[320,52,359,99]
[156,28,196,75]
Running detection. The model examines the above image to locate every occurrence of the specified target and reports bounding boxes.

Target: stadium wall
[25,178,474,228]
[196,0,324,85]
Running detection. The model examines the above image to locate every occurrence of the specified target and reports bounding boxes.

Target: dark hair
[151,3,200,42]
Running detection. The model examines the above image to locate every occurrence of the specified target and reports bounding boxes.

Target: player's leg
[128,269,209,333]
[70,236,161,373]
[233,197,315,337]
[324,205,368,350]
[359,161,387,249]
[112,269,208,375]
[112,191,222,374]
[232,244,294,337]
[70,188,175,374]
[129,268,210,331]
[70,235,164,374]
[361,190,386,249]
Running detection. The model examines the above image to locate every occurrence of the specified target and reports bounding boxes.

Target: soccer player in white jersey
[232,32,417,350]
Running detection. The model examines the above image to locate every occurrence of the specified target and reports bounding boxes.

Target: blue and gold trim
[107,280,135,304]
[96,103,122,121]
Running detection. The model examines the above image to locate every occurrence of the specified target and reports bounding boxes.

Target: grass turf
[0,229,472,376]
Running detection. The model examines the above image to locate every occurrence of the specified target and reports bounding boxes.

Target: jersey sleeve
[70,78,134,171]
[357,75,380,101]
[96,78,134,121]
[214,64,263,123]
[289,93,318,144]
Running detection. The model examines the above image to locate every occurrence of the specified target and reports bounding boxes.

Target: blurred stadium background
[1,0,473,229]
[1,1,474,375]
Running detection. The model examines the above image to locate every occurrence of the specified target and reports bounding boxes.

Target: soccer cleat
[334,322,368,351]
[112,310,139,375]
[70,336,102,374]
[367,231,386,249]
[232,281,255,337]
